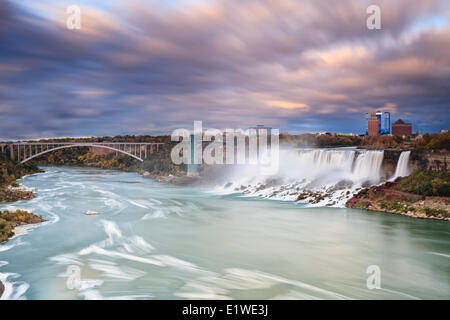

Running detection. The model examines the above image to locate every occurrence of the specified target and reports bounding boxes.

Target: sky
[0,0,449,140]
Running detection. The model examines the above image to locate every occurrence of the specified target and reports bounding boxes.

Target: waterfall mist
[215,148,385,207]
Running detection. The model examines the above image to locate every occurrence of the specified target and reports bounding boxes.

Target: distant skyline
[0,0,449,140]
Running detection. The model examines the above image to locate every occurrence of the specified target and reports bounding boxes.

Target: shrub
[396,170,450,197]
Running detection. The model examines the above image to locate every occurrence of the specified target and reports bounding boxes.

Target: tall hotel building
[368,113,380,136]
[365,111,391,135]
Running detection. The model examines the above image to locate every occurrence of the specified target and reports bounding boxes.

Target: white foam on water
[175,268,352,300]
[379,287,421,300]
[49,253,84,266]
[427,252,450,258]
[127,200,150,209]
[151,255,198,270]
[79,289,104,300]
[0,241,25,253]
[215,148,385,207]
[99,220,123,245]
[0,271,29,300]
[88,263,146,281]
[142,209,167,220]
[121,235,155,254]
[78,245,164,267]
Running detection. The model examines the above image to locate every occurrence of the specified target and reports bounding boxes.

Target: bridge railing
[1,142,164,163]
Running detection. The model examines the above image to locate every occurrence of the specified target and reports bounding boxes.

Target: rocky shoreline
[0,209,45,243]
[141,170,200,185]
[0,209,44,299]
[346,181,450,221]
[0,184,36,203]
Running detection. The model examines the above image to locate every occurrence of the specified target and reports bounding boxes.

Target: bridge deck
[2,142,165,163]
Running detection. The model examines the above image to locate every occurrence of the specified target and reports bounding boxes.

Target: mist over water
[219,148,385,206]
[0,166,449,300]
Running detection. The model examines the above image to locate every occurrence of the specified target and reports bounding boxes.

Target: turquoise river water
[0,166,449,300]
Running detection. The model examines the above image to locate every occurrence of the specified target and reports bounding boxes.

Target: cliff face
[381,150,448,178]
[381,150,402,178]
[410,151,448,171]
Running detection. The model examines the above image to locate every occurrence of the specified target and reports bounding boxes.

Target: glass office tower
[380,112,391,134]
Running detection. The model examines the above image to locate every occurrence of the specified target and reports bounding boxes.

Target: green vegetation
[412,132,450,151]
[0,153,42,187]
[0,218,13,243]
[279,131,450,151]
[380,200,416,213]
[347,172,449,220]
[423,207,449,217]
[0,152,42,202]
[0,209,45,243]
[142,143,185,175]
[280,133,362,148]
[395,170,450,197]
[280,133,404,149]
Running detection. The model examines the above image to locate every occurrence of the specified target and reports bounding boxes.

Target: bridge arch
[19,143,144,164]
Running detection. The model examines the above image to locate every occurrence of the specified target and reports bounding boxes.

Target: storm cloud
[0,0,449,139]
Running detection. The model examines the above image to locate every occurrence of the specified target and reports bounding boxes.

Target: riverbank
[0,184,36,203]
[0,153,43,202]
[0,209,44,298]
[346,171,450,221]
[0,209,45,243]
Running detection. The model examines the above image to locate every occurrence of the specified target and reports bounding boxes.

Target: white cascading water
[352,150,385,182]
[391,151,411,180]
[219,148,385,207]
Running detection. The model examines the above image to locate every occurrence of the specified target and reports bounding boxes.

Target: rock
[335,180,354,190]
[224,182,232,189]
[255,184,267,192]
[0,280,4,298]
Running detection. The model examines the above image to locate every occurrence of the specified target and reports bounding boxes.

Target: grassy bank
[346,171,450,221]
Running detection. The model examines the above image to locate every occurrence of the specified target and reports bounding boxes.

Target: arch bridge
[1,142,164,164]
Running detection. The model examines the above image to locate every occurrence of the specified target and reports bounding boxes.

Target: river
[0,166,449,300]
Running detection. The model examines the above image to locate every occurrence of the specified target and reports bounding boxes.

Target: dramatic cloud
[0,0,449,139]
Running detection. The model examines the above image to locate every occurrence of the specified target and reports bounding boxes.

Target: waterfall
[219,148,386,207]
[392,151,411,180]
[352,150,384,182]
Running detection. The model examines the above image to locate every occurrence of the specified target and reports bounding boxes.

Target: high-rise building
[365,113,370,134]
[365,111,390,135]
[380,112,391,134]
[376,111,382,132]
[368,113,379,136]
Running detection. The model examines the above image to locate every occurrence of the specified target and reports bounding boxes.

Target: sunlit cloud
[0,0,448,139]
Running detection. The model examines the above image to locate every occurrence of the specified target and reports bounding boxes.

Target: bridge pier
[10,144,15,160]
